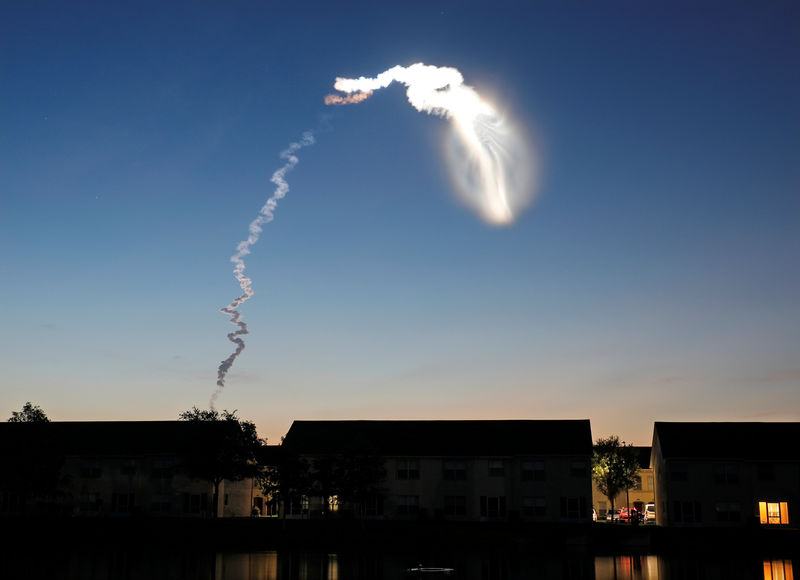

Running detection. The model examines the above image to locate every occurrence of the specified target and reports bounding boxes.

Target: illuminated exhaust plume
[213,131,315,407]
[325,63,536,225]
[324,91,373,105]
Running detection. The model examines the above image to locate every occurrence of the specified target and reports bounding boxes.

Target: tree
[592,435,640,522]
[8,402,50,423]
[178,407,265,517]
[258,447,311,519]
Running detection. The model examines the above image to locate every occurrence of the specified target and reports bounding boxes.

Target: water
[1,550,795,579]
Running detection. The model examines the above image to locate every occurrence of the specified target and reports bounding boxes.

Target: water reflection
[1,548,794,579]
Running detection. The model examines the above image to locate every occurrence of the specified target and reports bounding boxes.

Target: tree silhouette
[592,435,640,522]
[7,402,50,423]
[178,407,264,517]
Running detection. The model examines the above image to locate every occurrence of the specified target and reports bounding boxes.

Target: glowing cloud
[325,63,537,225]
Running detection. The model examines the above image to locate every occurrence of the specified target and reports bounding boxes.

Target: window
[286,495,309,517]
[488,459,505,477]
[443,459,467,481]
[79,492,101,512]
[444,495,467,516]
[560,496,587,520]
[183,493,209,514]
[480,496,507,518]
[757,463,775,481]
[522,496,546,517]
[758,501,789,525]
[715,502,741,522]
[396,459,420,480]
[150,495,172,513]
[396,495,419,516]
[669,462,688,482]
[328,495,340,512]
[152,458,174,479]
[112,492,135,513]
[364,495,384,517]
[672,500,702,524]
[713,463,739,484]
[80,460,102,478]
[570,461,587,477]
[120,459,137,476]
[521,460,545,481]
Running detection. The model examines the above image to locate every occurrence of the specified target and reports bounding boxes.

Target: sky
[2,1,799,446]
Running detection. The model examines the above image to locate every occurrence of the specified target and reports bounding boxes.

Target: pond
[2,549,795,579]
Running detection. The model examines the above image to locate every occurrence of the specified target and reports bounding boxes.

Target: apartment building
[651,422,800,527]
[278,419,594,523]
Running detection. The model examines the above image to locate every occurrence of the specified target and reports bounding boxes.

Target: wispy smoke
[213,131,315,407]
[325,63,537,225]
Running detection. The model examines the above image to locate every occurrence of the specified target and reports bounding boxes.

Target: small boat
[406,565,455,576]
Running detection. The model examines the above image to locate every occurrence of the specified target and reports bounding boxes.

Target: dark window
[120,459,137,476]
[480,496,507,518]
[396,459,420,480]
[713,463,739,484]
[80,460,102,479]
[150,495,172,513]
[444,495,467,516]
[488,459,505,477]
[673,500,702,523]
[715,502,741,522]
[111,492,135,513]
[757,463,775,481]
[397,495,419,516]
[443,459,467,481]
[570,461,587,477]
[669,462,688,482]
[184,493,209,514]
[521,460,546,481]
[522,496,546,517]
[560,496,587,519]
[152,458,174,480]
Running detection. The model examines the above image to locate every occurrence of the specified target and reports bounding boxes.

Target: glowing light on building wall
[758,501,789,525]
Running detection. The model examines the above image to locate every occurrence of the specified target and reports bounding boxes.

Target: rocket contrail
[325,63,536,225]
[213,131,315,407]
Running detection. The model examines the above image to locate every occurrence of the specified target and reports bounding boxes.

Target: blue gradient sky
[2,2,799,444]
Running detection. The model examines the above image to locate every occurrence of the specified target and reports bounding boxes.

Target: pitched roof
[653,422,800,461]
[281,420,592,456]
[0,421,238,456]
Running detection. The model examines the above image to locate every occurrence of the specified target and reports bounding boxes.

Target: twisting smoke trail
[213,131,315,407]
[325,63,536,225]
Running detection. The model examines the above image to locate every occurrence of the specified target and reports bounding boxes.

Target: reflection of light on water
[764,559,794,580]
[327,553,339,580]
[595,555,660,579]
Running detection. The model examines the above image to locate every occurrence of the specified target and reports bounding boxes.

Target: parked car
[605,509,620,521]
[592,507,597,522]
[618,507,640,523]
[643,503,656,523]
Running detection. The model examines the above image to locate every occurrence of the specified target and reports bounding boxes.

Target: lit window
[328,495,340,512]
[758,501,789,525]
[763,559,793,580]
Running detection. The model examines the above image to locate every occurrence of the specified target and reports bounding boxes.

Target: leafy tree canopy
[592,435,640,518]
[7,402,50,423]
[178,407,265,516]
